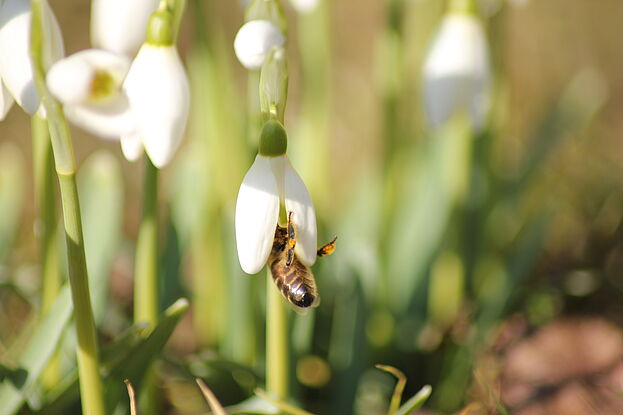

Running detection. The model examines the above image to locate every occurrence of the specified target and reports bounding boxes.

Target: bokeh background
[2,0,623,414]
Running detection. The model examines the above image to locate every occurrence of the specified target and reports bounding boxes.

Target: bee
[269,212,337,312]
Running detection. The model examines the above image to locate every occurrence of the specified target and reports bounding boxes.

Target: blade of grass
[394,385,432,415]
[375,364,406,415]
[196,379,227,415]
[254,389,315,415]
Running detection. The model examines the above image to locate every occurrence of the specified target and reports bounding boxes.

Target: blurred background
[1,0,623,414]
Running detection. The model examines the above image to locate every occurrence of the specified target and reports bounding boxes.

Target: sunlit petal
[0,0,64,114]
[91,0,159,57]
[124,44,189,168]
[120,131,144,162]
[0,81,14,120]
[283,157,317,267]
[235,155,280,274]
[63,96,134,139]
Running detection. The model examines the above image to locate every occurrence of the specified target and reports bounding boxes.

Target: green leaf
[394,385,432,415]
[0,285,72,415]
[36,299,189,415]
[78,151,124,324]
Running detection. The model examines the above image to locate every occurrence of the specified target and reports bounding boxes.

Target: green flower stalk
[30,2,105,415]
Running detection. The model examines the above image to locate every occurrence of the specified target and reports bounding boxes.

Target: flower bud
[91,0,159,57]
[234,20,285,70]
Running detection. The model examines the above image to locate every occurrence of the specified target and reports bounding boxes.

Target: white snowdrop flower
[46,49,134,139]
[288,0,319,14]
[422,13,491,132]
[90,0,159,57]
[235,120,317,274]
[121,10,190,168]
[234,20,285,70]
[0,82,14,121]
[0,0,64,115]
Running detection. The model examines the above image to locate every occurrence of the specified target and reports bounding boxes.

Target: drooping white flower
[90,0,159,57]
[288,0,319,14]
[234,20,285,70]
[422,13,491,131]
[0,0,64,115]
[0,81,14,120]
[46,49,134,139]
[235,120,317,274]
[122,43,190,167]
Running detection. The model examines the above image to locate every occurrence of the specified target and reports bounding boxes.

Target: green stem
[32,115,62,389]
[266,270,289,401]
[31,3,105,415]
[133,158,159,414]
[248,71,262,145]
[134,158,159,327]
[449,0,477,14]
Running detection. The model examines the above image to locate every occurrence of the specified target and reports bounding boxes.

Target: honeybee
[268,212,337,312]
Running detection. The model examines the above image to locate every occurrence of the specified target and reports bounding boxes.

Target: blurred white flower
[46,49,134,138]
[122,43,190,167]
[288,0,319,14]
[0,0,64,115]
[90,0,159,57]
[234,20,285,70]
[0,82,14,120]
[235,149,317,274]
[422,13,491,132]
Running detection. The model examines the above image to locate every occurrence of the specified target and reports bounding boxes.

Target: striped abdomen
[270,257,319,309]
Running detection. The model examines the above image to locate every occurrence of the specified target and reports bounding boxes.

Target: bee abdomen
[270,260,318,309]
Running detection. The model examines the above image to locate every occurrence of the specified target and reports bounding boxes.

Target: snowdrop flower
[90,0,159,57]
[121,9,190,167]
[0,82,14,121]
[0,0,64,115]
[422,10,491,132]
[46,49,133,139]
[235,120,317,274]
[234,20,285,70]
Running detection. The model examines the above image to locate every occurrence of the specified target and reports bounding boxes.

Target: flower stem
[31,3,106,415]
[266,269,289,402]
[133,158,159,413]
[32,115,62,388]
[134,158,159,327]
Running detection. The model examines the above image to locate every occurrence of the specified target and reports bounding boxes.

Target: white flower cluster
[0,0,190,168]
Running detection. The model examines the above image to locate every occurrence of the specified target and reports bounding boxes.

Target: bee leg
[286,211,297,266]
[317,236,337,257]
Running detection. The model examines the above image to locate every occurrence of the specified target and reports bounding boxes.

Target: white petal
[63,96,134,139]
[123,45,189,168]
[283,157,317,267]
[46,49,130,105]
[0,0,64,114]
[289,0,319,14]
[422,14,490,131]
[91,0,159,57]
[120,131,144,161]
[0,80,14,120]
[235,155,280,274]
[234,20,285,70]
